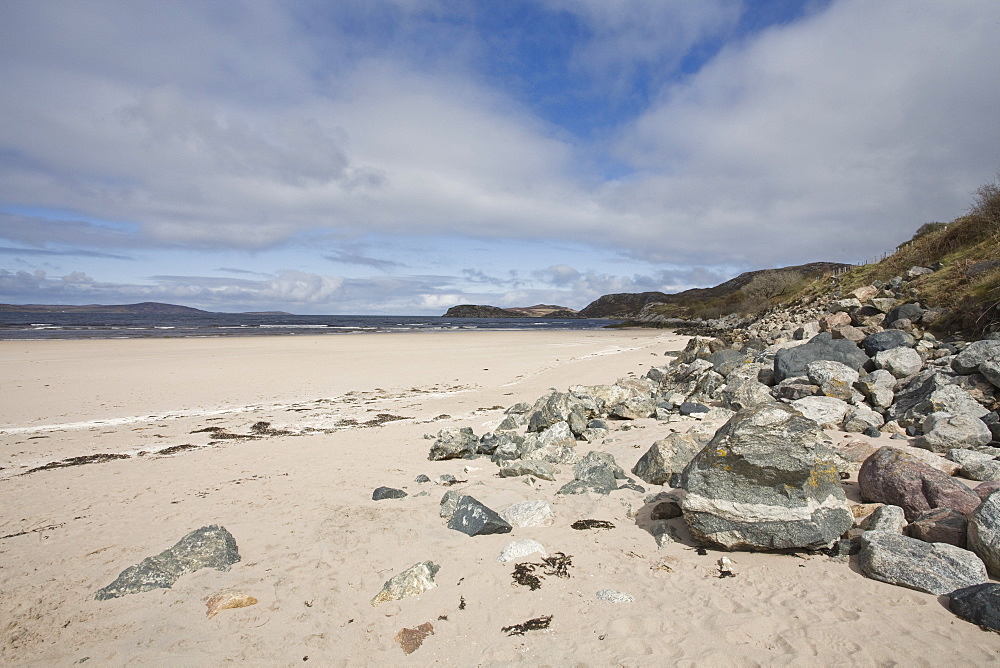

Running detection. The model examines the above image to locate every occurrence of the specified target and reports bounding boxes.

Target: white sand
[1,330,998,665]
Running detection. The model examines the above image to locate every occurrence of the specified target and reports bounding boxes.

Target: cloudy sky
[1,0,998,314]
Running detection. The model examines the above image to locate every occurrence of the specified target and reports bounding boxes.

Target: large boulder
[631,431,707,487]
[858,447,981,521]
[520,421,578,464]
[858,531,988,595]
[806,360,859,402]
[855,369,896,408]
[773,333,869,383]
[917,412,992,453]
[861,330,915,357]
[428,427,478,460]
[874,347,924,379]
[968,490,1000,576]
[906,508,968,548]
[558,451,624,495]
[953,340,1000,375]
[889,373,990,425]
[680,404,852,551]
[790,395,851,428]
[719,377,775,412]
[447,496,513,536]
[949,583,1000,633]
[95,525,240,600]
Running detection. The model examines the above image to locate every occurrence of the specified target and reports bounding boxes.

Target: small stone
[395,622,434,655]
[596,589,635,603]
[205,592,258,619]
[371,562,440,607]
[497,539,548,563]
[372,486,407,501]
[414,474,431,483]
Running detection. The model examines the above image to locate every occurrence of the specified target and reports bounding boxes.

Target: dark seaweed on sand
[571,519,615,530]
[24,453,131,474]
[511,553,573,590]
[502,615,553,636]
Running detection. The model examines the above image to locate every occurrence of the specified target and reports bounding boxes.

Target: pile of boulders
[419,265,1000,631]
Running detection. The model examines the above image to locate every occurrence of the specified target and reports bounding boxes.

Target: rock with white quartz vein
[680,403,852,551]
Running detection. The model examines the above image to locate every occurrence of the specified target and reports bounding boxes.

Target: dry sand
[1,329,998,665]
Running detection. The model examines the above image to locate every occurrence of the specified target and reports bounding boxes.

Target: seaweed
[511,553,573,589]
[24,453,130,474]
[155,444,201,456]
[571,519,615,530]
[502,615,553,636]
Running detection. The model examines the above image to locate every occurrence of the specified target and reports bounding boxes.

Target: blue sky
[1,0,998,314]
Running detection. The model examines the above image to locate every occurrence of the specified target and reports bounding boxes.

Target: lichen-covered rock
[680,404,852,551]
[858,447,981,521]
[371,561,440,607]
[858,531,987,595]
[447,496,513,536]
[95,525,240,600]
[807,360,859,402]
[428,427,478,460]
[856,369,896,408]
[953,340,1000,375]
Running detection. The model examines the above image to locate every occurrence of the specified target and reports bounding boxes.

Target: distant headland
[0,302,292,315]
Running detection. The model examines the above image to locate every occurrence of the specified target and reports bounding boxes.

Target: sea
[0,312,621,340]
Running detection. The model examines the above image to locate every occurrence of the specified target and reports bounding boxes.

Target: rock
[680,403,852,551]
[906,508,968,547]
[489,432,526,463]
[650,499,683,520]
[976,481,1000,501]
[855,369,896,408]
[499,461,559,481]
[844,404,885,433]
[906,266,934,279]
[886,303,925,326]
[428,427,478,461]
[819,311,853,331]
[790,395,851,428]
[948,583,1000,632]
[889,373,989,425]
[372,486,408,501]
[521,421,579,464]
[963,460,1000,483]
[596,589,635,603]
[497,539,548,563]
[807,360,859,402]
[860,504,906,534]
[982,360,1000,390]
[720,374,776,412]
[861,330,915,357]
[631,431,705,486]
[858,447,981,521]
[953,340,1000,375]
[678,401,710,416]
[774,380,819,401]
[414,474,431,483]
[609,397,656,420]
[500,500,555,527]
[858,531,987,595]
[439,489,466,519]
[773,333,869,383]
[831,325,867,342]
[205,592,258,619]
[918,413,992,453]
[95,525,240,600]
[875,347,923,379]
[447,496,513,536]
[395,622,435,655]
[371,561,440,607]
[968,491,1000,576]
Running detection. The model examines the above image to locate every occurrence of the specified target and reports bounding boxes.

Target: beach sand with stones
[1,329,998,665]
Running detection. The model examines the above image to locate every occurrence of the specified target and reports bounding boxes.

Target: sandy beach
[2,329,998,666]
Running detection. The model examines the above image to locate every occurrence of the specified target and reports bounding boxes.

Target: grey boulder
[773,332,869,383]
[874,347,923,379]
[680,403,852,551]
[858,531,987,595]
[631,431,706,487]
[953,340,1000,375]
[917,412,992,453]
[95,525,240,600]
[447,496,513,536]
[428,427,478,460]
[949,583,1000,632]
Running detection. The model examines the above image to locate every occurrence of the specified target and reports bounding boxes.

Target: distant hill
[0,301,212,315]
[442,303,581,318]
[578,262,851,319]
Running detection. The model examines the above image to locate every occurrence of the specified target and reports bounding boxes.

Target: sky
[1,0,998,315]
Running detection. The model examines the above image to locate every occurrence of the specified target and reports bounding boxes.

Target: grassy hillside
[833,173,1000,335]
